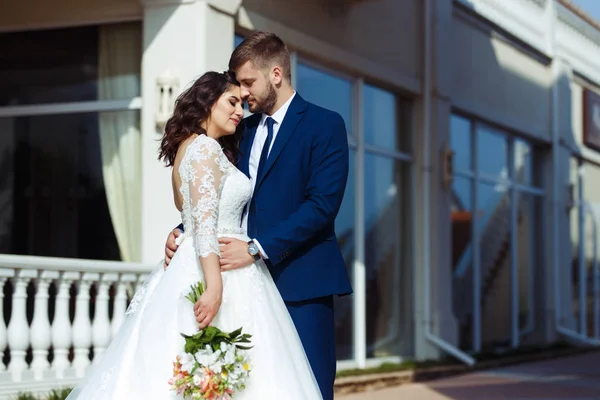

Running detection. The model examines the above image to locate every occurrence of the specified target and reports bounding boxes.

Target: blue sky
[569,0,600,23]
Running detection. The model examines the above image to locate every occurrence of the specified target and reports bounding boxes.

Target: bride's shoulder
[182,134,223,161]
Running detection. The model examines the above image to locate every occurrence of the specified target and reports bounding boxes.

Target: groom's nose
[240,87,250,99]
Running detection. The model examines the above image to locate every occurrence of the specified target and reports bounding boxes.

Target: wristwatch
[247,241,261,261]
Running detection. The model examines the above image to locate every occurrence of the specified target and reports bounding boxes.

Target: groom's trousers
[285,295,336,400]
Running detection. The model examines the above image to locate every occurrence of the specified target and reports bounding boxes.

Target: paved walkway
[338,351,600,399]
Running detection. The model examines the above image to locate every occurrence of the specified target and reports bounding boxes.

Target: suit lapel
[255,94,307,189]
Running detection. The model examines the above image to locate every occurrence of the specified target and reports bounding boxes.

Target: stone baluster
[7,269,36,380]
[135,273,145,293]
[112,274,134,337]
[51,272,77,379]
[0,270,12,371]
[92,274,113,358]
[30,271,57,380]
[72,273,95,377]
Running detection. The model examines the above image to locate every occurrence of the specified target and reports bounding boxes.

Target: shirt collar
[260,91,296,127]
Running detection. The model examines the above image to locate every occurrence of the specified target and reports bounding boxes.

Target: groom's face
[235,61,277,115]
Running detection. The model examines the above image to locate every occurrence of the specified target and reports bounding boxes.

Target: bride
[66,71,322,399]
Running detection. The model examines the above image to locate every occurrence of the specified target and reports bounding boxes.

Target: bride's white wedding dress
[67,134,322,399]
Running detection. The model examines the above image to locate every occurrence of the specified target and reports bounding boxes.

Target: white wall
[451,10,553,141]
[238,0,422,93]
[139,0,235,263]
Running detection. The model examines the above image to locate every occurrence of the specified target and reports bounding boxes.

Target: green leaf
[229,327,243,338]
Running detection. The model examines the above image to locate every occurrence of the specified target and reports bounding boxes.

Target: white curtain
[98,23,142,262]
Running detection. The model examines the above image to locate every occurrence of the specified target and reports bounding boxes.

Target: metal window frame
[291,53,415,366]
[453,117,547,353]
[0,98,142,118]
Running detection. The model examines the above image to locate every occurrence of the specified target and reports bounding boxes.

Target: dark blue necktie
[257,116,274,179]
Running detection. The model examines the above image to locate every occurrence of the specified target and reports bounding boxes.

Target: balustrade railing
[0,254,154,398]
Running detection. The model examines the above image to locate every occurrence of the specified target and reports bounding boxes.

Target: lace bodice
[178,134,252,258]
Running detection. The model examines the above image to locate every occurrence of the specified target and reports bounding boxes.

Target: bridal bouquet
[169,282,253,400]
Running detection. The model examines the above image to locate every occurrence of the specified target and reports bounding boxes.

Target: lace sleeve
[187,136,227,258]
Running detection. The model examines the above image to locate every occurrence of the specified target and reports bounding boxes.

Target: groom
[164,31,352,399]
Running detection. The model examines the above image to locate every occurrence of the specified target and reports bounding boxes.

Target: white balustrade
[0,270,12,373]
[71,273,93,377]
[91,274,114,358]
[7,269,35,381]
[30,271,57,379]
[51,272,77,379]
[111,274,135,337]
[0,254,153,397]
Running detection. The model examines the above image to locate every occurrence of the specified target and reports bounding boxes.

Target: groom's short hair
[229,31,292,82]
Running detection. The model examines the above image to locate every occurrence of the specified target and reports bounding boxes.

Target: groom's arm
[257,112,349,266]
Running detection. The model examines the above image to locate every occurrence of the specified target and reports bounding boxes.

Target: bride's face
[206,86,244,137]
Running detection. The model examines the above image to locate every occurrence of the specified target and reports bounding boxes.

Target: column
[412,0,459,361]
[139,0,239,263]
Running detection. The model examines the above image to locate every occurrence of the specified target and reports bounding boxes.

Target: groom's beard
[249,82,277,115]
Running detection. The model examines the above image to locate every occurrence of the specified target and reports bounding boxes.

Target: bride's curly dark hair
[158,71,242,167]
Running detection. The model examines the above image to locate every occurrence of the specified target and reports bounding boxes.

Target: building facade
[1,0,600,396]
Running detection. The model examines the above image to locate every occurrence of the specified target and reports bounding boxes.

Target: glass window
[363,84,410,153]
[517,192,541,334]
[477,124,508,178]
[296,63,352,135]
[334,151,355,360]
[0,23,141,107]
[0,111,136,260]
[364,154,412,357]
[477,179,513,347]
[450,113,545,350]
[450,176,474,349]
[451,114,472,172]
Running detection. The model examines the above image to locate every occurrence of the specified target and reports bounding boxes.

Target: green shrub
[12,387,72,400]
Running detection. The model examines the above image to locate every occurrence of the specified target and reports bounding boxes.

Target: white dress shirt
[242,92,297,259]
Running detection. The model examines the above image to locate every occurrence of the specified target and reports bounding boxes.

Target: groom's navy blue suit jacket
[240,94,353,302]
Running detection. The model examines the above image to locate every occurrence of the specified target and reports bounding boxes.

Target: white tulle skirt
[66,234,322,400]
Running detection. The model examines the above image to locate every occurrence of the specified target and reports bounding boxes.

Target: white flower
[179,352,196,374]
[224,347,236,365]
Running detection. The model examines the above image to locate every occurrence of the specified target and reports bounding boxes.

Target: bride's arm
[188,139,226,328]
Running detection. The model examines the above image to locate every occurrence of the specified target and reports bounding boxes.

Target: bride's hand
[193,287,222,329]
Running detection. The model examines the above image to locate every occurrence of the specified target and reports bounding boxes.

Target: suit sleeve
[257,112,349,266]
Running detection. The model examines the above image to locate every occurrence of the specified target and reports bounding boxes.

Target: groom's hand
[219,238,254,271]
[164,228,182,269]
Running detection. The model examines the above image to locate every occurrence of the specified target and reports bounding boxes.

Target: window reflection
[0,112,126,260]
[451,115,472,172]
[450,176,474,349]
[478,180,512,347]
[296,63,352,134]
[364,85,410,153]
[514,139,538,187]
[0,23,141,107]
[477,125,508,178]
[450,113,543,351]
[364,154,411,357]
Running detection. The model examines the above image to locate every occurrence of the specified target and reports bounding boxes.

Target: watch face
[248,243,259,255]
